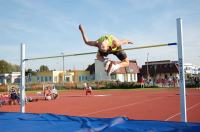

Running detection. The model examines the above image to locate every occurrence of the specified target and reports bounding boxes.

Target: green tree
[25,69,36,76]
[11,64,20,72]
[0,60,12,73]
[39,65,49,72]
[0,60,20,73]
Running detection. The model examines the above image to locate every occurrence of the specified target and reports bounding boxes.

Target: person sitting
[0,93,9,106]
[9,87,20,105]
[44,86,52,100]
[51,86,58,100]
[0,94,5,106]
[84,83,92,96]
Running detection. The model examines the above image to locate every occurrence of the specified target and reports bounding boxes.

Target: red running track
[1,88,200,122]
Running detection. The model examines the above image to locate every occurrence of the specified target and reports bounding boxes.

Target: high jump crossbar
[24,43,177,61]
[20,18,187,122]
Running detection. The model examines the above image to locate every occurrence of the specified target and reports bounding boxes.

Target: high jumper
[79,24,133,75]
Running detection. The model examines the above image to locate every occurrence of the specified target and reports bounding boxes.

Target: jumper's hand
[79,24,84,33]
[128,40,133,44]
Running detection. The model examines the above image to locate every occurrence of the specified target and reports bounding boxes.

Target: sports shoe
[108,63,120,75]
[104,60,111,71]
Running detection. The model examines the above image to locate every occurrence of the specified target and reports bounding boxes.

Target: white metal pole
[176,18,187,122]
[20,43,26,113]
[147,53,149,83]
[61,52,65,86]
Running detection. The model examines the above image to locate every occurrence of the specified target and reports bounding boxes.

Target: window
[28,77,32,82]
[66,77,70,82]
[45,76,48,82]
[134,74,136,81]
[41,76,44,82]
[111,75,116,80]
[49,77,52,81]
[130,74,133,81]
[37,76,40,82]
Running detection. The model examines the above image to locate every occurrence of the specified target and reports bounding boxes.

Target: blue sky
[0,0,200,70]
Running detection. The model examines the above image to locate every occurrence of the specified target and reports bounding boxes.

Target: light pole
[61,52,65,86]
[147,52,150,83]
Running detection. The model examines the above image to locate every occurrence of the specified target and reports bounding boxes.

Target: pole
[61,52,65,86]
[147,53,149,84]
[20,43,26,113]
[177,18,187,122]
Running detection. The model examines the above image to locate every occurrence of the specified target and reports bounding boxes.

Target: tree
[39,65,49,72]
[11,64,20,72]
[0,60,19,73]
[25,69,36,76]
[0,60,10,73]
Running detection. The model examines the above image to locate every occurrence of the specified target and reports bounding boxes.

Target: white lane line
[80,97,163,116]
[165,102,200,121]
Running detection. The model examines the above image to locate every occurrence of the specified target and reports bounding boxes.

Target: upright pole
[176,18,187,122]
[61,52,65,86]
[20,43,26,113]
[147,53,150,84]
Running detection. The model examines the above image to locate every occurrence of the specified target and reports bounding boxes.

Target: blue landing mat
[0,112,200,132]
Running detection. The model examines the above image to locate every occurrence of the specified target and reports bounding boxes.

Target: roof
[85,63,95,74]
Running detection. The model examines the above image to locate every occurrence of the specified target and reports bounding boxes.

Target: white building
[95,59,139,82]
[184,63,199,75]
[0,72,20,84]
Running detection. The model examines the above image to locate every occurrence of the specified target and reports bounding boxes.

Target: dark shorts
[10,93,18,100]
[98,50,127,61]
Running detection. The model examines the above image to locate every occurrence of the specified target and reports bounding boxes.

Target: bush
[102,82,143,89]
[186,83,200,88]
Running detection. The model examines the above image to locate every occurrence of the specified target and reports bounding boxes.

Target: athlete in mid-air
[79,24,133,75]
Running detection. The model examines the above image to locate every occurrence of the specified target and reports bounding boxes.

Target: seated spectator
[0,94,5,106]
[9,87,20,105]
[0,93,10,106]
[84,83,92,96]
[51,86,58,100]
[44,86,52,100]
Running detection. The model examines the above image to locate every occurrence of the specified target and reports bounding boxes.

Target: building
[184,63,199,78]
[27,70,91,84]
[0,72,20,84]
[73,70,91,82]
[28,71,61,83]
[140,60,179,84]
[86,59,139,82]
[111,60,139,82]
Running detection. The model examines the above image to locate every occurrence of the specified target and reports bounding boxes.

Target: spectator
[84,83,92,96]
[9,87,20,105]
[168,77,172,87]
[194,77,200,89]
[172,76,177,87]
[51,85,58,100]
[162,78,166,87]
[140,76,144,88]
[44,86,52,100]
